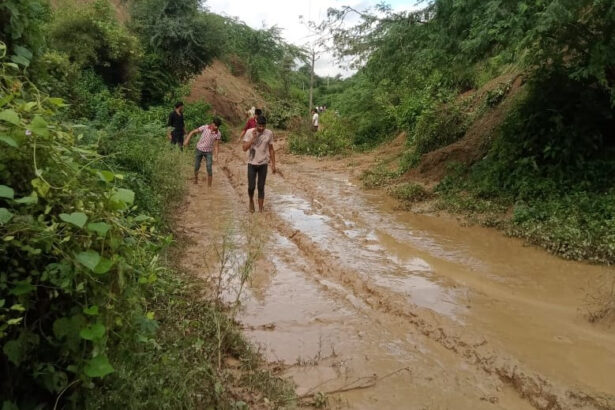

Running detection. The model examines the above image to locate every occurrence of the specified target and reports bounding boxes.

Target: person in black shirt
[167,101,185,150]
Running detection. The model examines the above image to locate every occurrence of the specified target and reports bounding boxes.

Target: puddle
[287,163,615,396]
[274,192,464,320]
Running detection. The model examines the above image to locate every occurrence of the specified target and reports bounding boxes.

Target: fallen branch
[297,366,411,401]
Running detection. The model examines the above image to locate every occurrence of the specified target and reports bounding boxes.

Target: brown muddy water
[173,139,615,410]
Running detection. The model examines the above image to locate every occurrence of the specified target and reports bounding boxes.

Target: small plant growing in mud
[583,274,615,323]
[204,222,265,368]
[485,81,513,107]
[294,337,338,367]
[387,182,431,203]
[361,163,400,188]
[312,392,329,408]
[203,221,264,311]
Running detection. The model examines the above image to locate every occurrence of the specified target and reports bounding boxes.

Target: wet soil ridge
[213,139,615,410]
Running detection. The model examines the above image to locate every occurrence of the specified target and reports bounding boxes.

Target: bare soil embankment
[186,60,266,124]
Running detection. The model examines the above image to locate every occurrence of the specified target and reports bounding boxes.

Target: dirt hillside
[186,60,266,125]
[408,73,525,183]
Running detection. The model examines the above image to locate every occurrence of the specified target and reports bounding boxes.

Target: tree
[0,0,50,66]
[130,0,225,103]
[49,0,141,92]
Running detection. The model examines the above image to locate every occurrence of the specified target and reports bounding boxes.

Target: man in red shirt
[239,108,261,141]
[184,117,222,186]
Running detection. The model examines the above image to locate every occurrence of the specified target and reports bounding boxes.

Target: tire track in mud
[219,143,614,410]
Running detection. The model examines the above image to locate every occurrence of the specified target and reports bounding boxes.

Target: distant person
[167,101,185,150]
[239,108,262,141]
[183,117,223,186]
[311,108,319,132]
[242,115,276,213]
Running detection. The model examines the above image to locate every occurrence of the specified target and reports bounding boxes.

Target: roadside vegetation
[290,0,615,266]
[0,0,298,407]
[288,111,354,157]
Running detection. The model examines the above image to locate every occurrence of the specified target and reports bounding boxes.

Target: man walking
[184,117,222,186]
[167,101,185,150]
[242,115,276,213]
[311,108,319,132]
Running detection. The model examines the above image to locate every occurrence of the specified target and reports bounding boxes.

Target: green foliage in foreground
[0,48,164,406]
[0,46,293,408]
[48,0,141,97]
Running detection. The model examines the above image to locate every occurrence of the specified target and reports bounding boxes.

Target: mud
[172,133,615,409]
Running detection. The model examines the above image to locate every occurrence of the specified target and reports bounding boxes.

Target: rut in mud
[173,133,615,410]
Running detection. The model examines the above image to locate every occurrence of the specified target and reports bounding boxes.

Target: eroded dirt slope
[186,60,266,124]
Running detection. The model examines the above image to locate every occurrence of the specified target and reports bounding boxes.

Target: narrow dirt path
[173,133,615,409]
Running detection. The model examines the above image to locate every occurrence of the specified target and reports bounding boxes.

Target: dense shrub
[387,183,431,203]
[0,44,292,408]
[0,0,49,59]
[0,50,163,406]
[265,98,304,130]
[130,0,225,104]
[288,111,353,156]
[412,103,468,155]
[30,50,78,97]
[48,0,142,98]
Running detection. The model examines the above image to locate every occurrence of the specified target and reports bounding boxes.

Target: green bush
[288,111,353,156]
[130,0,225,104]
[0,50,163,406]
[387,183,430,202]
[509,191,615,263]
[48,0,142,98]
[265,98,304,130]
[412,103,468,155]
[0,46,293,408]
[485,81,512,107]
[360,164,399,189]
[398,149,422,173]
[30,50,78,96]
[0,0,50,59]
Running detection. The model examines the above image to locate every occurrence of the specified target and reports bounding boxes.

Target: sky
[204,0,421,77]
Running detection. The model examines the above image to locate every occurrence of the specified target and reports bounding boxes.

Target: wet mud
[173,135,615,409]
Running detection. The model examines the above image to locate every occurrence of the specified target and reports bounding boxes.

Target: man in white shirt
[242,115,276,213]
[311,108,319,132]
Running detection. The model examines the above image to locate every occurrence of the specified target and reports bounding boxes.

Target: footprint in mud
[553,335,573,344]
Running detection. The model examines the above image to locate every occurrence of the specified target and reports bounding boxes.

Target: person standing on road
[184,117,223,186]
[311,108,319,132]
[242,115,276,213]
[167,101,185,150]
[239,108,262,141]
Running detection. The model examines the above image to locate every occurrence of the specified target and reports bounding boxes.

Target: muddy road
[174,134,615,409]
